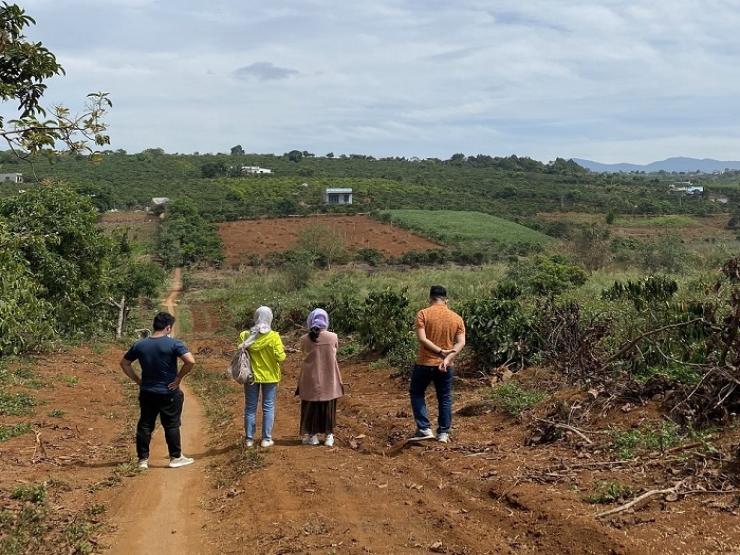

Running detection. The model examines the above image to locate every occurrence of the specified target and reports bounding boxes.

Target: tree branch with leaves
[0,2,111,158]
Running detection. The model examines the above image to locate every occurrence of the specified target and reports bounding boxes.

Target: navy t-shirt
[124,336,190,394]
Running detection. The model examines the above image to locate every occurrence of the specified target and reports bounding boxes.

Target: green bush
[506,255,587,297]
[357,289,413,355]
[459,291,531,369]
[355,247,383,266]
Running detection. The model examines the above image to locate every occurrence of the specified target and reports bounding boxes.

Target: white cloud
[8,0,740,162]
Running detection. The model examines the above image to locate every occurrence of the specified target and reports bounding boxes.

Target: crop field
[217,214,441,265]
[383,209,554,246]
[537,211,735,241]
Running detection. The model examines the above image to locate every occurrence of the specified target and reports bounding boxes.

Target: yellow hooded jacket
[238,330,286,383]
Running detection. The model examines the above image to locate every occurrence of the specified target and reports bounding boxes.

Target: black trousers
[136,389,184,459]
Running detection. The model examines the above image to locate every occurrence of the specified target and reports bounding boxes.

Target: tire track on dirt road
[106,268,210,554]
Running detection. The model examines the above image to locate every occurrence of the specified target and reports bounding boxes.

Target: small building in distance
[0,172,23,183]
[323,187,353,205]
[241,166,273,175]
[669,182,704,195]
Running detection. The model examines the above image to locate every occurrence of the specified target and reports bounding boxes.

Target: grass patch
[48,409,64,418]
[610,421,685,459]
[176,304,193,335]
[0,423,32,442]
[384,209,553,247]
[11,483,47,504]
[0,390,36,416]
[487,382,545,417]
[633,364,702,386]
[1,482,105,555]
[616,215,698,228]
[189,366,236,426]
[584,481,633,504]
[60,375,79,386]
[214,447,264,489]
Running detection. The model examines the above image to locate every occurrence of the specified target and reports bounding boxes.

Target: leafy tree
[0,3,111,155]
[572,224,611,270]
[157,198,224,268]
[287,149,303,163]
[0,183,112,335]
[230,145,245,156]
[0,220,53,354]
[200,162,227,178]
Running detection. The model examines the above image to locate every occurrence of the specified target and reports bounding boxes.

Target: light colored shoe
[437,433,450,444]
[306,434,320,446]
[260,439,274,448]
[137,458,148,470]
[168,455,194,468]
[301,434,312,445]
[324,434,335,447]
[408,428,435,441]
[245,439,254,448]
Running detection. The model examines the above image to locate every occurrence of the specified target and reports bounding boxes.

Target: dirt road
[107,268,210,554]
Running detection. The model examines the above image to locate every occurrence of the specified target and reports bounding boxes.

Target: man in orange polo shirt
[408,285,466,443]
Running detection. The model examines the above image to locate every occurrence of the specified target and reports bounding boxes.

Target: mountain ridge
[573,157,740,173]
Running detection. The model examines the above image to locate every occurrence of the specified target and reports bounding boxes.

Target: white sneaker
[437,433,450,444]
[245,439,254,448]
[260,439,274,448]
[301,434,312,445]
[408,428,435,441]
[306,434,320,446]
[168,455,194,468]
[324,434,335,447]
[137,458,148,470]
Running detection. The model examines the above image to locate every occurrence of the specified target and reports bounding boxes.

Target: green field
[383,209,553,247]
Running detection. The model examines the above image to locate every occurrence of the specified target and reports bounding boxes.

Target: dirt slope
[192,348,639,555]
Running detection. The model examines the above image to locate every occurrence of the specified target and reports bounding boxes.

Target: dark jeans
[136,389,184,460]
[409,364,453,434]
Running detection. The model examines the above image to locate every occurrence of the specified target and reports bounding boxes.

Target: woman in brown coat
[297,308,344,447]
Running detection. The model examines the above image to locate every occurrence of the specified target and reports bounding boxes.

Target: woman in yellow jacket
[238,306,286,448]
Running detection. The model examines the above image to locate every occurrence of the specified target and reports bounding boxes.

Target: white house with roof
[241,166,272,175]
[323,187,353,205]
[0,172,23,183]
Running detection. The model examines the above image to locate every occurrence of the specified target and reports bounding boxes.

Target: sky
[10,0,740,163]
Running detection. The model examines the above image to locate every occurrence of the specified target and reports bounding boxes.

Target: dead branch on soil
[31,429,47,462]
[596,481,739,519]
[596,481,684,518]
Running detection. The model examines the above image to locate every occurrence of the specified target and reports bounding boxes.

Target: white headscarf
[252,306,273,334]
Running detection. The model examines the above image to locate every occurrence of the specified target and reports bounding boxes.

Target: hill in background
[574,157,740,174]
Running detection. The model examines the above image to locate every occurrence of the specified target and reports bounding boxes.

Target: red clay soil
[0,345,140,551]
[188,330,740,555]
[218,215,442,265]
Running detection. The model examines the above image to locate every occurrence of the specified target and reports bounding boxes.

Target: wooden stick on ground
[596,482,683,518]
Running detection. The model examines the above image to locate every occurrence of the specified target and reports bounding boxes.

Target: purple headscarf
[307,308,329,330]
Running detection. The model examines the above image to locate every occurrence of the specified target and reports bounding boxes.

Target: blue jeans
[244,382,278,440]
[409,364,453,434]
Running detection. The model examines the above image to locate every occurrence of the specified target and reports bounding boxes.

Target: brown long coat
[297,331,344,401]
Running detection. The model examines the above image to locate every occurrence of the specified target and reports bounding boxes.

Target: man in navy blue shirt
[120,312,196,469]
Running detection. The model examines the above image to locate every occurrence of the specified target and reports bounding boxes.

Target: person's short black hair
[429,285,447,299]
[153,311,176,331]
